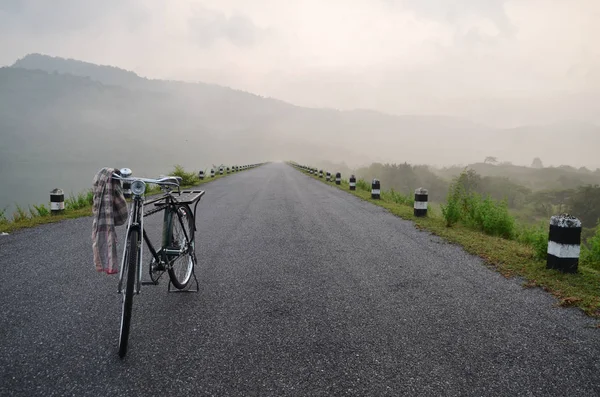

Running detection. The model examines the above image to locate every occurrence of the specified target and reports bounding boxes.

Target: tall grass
[32,204,50,217]
[13,204,29,222]
[65,190,93,210]
[515,223,548,261]
[171,164,199,186]
[441,182,463,227]
[383,189,414,206]
[581,223,600,270]
[356,179,370,191]
[441,171,516,239]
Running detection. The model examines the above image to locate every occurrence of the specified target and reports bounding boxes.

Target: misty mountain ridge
[5,53,600,170]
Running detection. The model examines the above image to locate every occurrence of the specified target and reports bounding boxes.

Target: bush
[466,194,515,239]
[384,189,414,206]
[356,179,370,191]
[65,191,92,210]
[171,165,199,186]
[13,204,29,222]
[441,182,463,226]
[515,223,548,261]
[31,204,50,217]
[440,171,516,238]
[581,223,600,270]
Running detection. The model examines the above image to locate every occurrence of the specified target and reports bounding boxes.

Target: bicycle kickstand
[167,261,199,293]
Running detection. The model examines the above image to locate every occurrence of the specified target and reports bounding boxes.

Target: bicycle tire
[166,204,195,289]
[118,228,138,358]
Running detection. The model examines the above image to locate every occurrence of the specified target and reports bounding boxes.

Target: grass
[0,164,256,234]
[293,163,600,318]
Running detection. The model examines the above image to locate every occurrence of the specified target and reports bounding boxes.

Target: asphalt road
[1,162,599,396]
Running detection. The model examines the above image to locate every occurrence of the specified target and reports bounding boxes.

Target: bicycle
[111,168,205,358]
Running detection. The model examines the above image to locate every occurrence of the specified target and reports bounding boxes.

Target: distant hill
[13,53,143,88]
[4,53,600,170]
[434,162,600,191]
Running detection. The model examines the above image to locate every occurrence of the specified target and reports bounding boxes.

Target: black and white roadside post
[414,188,428,217]
[547,214,582,273]
[326,171,331,182]
[219,166,224,175]
[319,170,323,178]
[335,172,341,185]
[198,170,205,180]
[50,188,65,215]
[210,169,215,177]
[371,179,381,199]
[349,175,356,190]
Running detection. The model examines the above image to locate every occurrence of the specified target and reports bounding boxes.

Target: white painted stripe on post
[414,201,428,210]
[350,182,356,187]
[50,202,64,210]
[371,189,380,195]
[547,241,580,258]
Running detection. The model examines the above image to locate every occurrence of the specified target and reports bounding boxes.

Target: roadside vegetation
[293,161,600,318]
[0,165,245,233]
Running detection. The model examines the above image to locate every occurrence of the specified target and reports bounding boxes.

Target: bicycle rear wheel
[166,204,195,289]
[118,228,138,358]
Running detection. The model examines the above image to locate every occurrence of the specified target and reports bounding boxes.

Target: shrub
[356,179,370,192]
[465,194,515,239]
[32,204,50,217]
[384,189,414,206]
[515,223,548,261]
[171,165,199,186]
[13,204,29,222]
[441,181,463,226]
[441,171,516,238]
[65,191,92,210]
[581,223,600,270]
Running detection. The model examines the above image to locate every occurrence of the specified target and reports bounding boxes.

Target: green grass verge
[292,164,600,319]
[0,166,254,234]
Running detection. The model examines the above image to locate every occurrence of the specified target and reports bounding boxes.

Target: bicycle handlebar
[112,173,182,187]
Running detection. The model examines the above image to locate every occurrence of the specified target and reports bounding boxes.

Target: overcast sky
[1,0,598,127]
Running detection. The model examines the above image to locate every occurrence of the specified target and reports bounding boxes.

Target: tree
[531,157,543,169]
[567,185,600,226]
[484,156,498,164]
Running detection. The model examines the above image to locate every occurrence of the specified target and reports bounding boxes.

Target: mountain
[4,53,600,171]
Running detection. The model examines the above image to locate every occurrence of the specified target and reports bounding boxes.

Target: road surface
[1,162,599,396]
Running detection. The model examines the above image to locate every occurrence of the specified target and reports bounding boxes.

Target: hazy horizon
[2,0,599,129]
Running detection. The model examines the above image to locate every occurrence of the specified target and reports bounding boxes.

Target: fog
[2,1,599,125]
[1,1,600,214]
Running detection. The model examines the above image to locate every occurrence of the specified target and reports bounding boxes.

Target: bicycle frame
[117,188,195,295]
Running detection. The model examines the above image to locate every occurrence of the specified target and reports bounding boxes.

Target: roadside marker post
[50,188,65,215]
[547,214,582,273]
[371,179,381,199]
[349,175,356,190]
[414,188,428,217]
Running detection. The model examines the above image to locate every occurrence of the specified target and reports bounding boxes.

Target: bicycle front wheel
[118,228,139,358]
[167,205,195,289]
